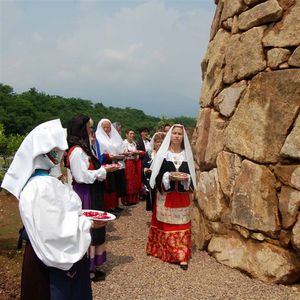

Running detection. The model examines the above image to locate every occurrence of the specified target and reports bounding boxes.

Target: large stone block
[216,151,242,198]
[223,26,266,84]
[281,114,300,159]
[221,0,247,22]
[208,234,300,283]
[193,108,227,171]
[231,160,280,235]
[288,46,300,67]
[200,29,230,107]
[191,205,211,250]
[214,80,247,117]
[244,0,268,4]
[197,168,226,221]
[277,0,296,10]
[225,70,300,163]
[279,186,300,229]
[263,0,300,47]
[238,0,283,31]
[274,165,300,190]
[210,0,224,40]
[267,47,291,69]
[292,214,300,252]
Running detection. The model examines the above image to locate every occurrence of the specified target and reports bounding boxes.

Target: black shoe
[90,271,106,282]
[179,263,188,271]
[95,270,106,277]
[115,207,124,213]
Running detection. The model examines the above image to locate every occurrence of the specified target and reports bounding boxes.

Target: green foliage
[0,122,25,181]
[0,83,197,179]
[171,116,196,128]
[6,134,24,156]
[0,123,7,156]
[0,83,196,138]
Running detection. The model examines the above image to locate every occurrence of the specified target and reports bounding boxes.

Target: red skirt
[124,159,141,204]
[146,191,192,263]
[104,192,118,210]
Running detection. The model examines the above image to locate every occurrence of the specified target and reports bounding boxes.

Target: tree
[0,123,25,182]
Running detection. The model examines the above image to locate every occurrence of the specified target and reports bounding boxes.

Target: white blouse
[162,150,191,191]
[69,147,106,184]
[123,139,137,152]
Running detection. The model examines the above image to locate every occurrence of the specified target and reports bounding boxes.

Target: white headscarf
[95,118,124,155]
[148,132,165,157]
[1,119,91,270]
[149,124,196,189]
[1,119,68,199]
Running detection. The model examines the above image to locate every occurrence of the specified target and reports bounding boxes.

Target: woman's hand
[144,168,152,174]
[103,164,119,173]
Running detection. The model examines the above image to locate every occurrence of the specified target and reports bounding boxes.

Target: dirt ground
[0,191,23,300]
[1,190,300,300]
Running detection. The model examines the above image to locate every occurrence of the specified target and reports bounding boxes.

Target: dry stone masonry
[192,0,300,284]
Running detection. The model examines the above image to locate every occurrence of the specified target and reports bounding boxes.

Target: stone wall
[192,0,300,284]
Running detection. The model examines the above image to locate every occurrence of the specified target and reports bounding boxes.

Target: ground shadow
[104,252,134,275]
[116,208,133,217]
[0,237,18,251]
[105,234,123,242]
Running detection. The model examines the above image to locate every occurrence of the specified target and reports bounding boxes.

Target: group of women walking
[1,116,196,299]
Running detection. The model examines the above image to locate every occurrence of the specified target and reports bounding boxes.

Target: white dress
[19,175,92,270]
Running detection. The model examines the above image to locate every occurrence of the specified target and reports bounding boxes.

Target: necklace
[169,146,181,153]
[171,152,182,171]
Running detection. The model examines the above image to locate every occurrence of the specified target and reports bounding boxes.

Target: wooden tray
[170,172,188,181]
[112,154,125,160]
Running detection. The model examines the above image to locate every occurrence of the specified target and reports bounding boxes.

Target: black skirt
[114,168,127,197]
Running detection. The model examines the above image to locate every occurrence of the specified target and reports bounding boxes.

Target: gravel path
[92,202,300,300]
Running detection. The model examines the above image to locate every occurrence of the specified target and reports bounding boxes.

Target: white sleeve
[162,172,171,190]
[96,168,107,181]
[19,176,92,270]
[180,174,191,190]
[69,147,106,184]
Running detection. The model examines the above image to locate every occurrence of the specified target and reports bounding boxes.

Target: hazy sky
[0,0,215,117]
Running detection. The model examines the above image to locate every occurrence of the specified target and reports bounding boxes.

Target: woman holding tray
[1,119,100,299]
[146,124,196,270]
[67,115,115,282]
[96,118,126,213]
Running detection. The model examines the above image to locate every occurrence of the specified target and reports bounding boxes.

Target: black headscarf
[67,114,100,168]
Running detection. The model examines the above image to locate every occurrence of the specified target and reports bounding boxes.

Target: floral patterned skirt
[146,192,192,263]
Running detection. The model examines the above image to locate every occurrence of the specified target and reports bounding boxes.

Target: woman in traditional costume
[95,118,126,212]
[1,119,96,299]
[146,125,196,270]
[142,132,165,211]
[123,128,144,205]
[67,115,112,282]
